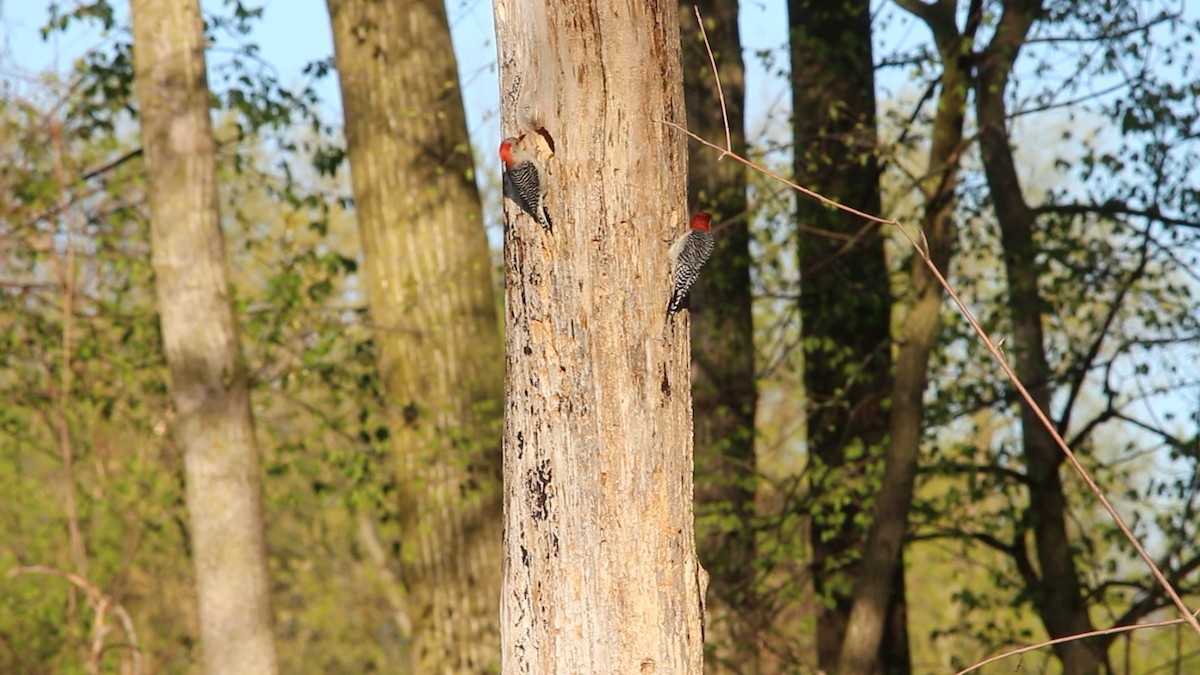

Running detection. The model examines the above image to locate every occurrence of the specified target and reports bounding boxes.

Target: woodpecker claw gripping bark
[667,212,715,316]
[499,137,552,231]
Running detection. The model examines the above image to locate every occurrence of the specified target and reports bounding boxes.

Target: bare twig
[1032,200,1200,230]
[356,514,413,636]
[49,115,88,585]
[659,120,895,227]
[81,147,144,182]
[692,6,731,158]
[0,279,58,289]
[956,613,1200,675]
[10,566,143,675]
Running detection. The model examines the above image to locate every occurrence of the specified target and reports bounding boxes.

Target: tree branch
[80,147,143,181]
[1032,200,1200,230]
[1108,554,1200,643]
[1056,229,1151,435]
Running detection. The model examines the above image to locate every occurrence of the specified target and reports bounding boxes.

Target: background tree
[787,1,900,670]
[327,0,506,671]
[494,0,705,670]
[837,0,978,671]
[678,2,760,671]
[870,1,1200,671]
[130,0,279,672]
[0,43,397,672]
[971,3,1106,671]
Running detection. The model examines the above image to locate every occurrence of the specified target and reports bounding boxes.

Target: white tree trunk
[495,1,707,672]
[130,1,279,673]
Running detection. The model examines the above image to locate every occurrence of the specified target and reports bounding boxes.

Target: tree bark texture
[838,0,975,671]
[327,0,506,672]
[130,1,279,673]
[494,1,706,672]
[975,1,1104,672]
[679,2,760,672]
[787,1,901,671]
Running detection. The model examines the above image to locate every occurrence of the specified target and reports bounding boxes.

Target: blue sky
[0,1,958,213]
[0,0,813,166]
[9,1,1186,189]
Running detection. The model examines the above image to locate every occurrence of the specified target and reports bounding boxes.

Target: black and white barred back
[503,162,553,231]
[666,229,715,315]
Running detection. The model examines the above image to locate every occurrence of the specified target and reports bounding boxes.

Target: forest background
[2,0,1200,673]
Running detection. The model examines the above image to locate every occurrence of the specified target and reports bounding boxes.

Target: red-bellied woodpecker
[667,211,715,316]
[499,137,552,231]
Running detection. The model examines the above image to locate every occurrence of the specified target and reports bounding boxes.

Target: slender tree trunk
[130,1,279,673]
[787,1,900,671]
[975,2,1104,672]
[838,0,976,671]
[495,1,705,671]
[327,0,505,671]
[679,3,760,672]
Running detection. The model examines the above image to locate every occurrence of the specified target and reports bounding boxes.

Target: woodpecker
[666,211,715,316]
[499,137,552,231]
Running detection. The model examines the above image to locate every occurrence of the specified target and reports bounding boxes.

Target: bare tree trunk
[974,1,1104,672]
[494,1,705,671]
[679,3,760,672]
[327,0,505,671]
[787,1,899,671]
[130,1,279,673]
[838,1,976,671]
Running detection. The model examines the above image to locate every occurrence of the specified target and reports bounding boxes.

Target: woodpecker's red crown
[499,139,516,167]
[691,212,713,232]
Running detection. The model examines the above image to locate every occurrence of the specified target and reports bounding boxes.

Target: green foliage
[5,0,1200,672]
[0,3,408,672]
[0,70,190,670]
[870,1,1200,668]
[737,1,1200,669]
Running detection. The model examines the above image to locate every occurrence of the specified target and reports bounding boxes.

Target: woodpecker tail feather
[666,290,691,317]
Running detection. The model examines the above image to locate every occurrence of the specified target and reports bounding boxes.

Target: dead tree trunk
[495,1,707,671]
